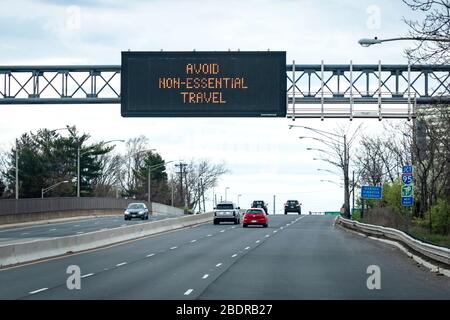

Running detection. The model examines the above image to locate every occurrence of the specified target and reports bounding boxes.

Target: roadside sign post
[360,186,382,220]
[401,165,414,208]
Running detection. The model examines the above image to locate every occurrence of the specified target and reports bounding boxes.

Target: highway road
[0,215,449,300]
[0,215,174,245]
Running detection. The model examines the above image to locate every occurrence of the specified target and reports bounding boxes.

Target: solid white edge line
[116,262,127,267]
[146,253,155,257]
[29,288,48,295]
[184,289,194,295]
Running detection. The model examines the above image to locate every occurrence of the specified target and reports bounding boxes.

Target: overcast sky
[0,0,420,213]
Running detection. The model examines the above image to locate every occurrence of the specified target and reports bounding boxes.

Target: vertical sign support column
[378,60,382,121]
[407,60,411,119]
[349,60,353,121]
[321,60,324,121]
[292,60,296,119]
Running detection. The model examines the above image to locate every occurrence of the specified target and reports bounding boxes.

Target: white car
[213,201,241,225]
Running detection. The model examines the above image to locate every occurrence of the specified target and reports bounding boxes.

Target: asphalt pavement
[0,215,448,300]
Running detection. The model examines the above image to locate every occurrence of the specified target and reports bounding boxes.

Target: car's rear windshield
[128,204,145,209]
[216,204,234,210]
[246,209,264,214]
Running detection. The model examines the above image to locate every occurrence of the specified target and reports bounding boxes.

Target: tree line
[0,126,227,212]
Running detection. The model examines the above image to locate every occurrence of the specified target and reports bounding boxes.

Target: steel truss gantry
[0,62,449,119]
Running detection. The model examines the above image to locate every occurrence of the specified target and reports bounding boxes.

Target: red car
[243,208,268,228]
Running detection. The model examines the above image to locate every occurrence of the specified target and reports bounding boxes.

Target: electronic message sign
[121,51,286,117]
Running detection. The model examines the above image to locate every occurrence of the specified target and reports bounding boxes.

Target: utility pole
[15,139,19,200]
[351,170,355,219]
[343,134,350,219]
[170,174,174,207]
[175,162,187,207]
[200,178,206,213]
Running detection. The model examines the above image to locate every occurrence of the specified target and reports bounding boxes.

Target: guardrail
[336,216,450,266]
[0,212,213,267]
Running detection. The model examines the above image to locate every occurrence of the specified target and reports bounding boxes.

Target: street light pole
[358,36,450,47]
[41,180,69,198]
[225,187,229,201]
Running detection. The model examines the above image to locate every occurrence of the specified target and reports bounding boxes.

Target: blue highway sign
[361,186,382,200]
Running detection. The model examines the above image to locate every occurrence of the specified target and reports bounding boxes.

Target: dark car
[124,203,149,220]
[284,200,301,214]
[243,208,268,228]
[251,200,268,214]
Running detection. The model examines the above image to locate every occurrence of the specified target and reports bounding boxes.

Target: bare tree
[117,135,150,198]
[173,159,228,212]
[92,153,122,197]
[403,0,450,64]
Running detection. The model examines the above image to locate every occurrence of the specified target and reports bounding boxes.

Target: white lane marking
[29,288,48,295]
[220,229,225,233]
[184,289,194,296]
[265,235,270,238]
[116,262,127,267]
[202,274,209,279]
[280,227,284,230]
[76,231,84,234]
[170,246,178,250]
[100,228,108,231]
[73,225,80,227]
[231,254,238,258]
[256,240,260,243]
[216,263,222,267]
[190,239,197,243]
[49,229,56,231]
[231,226,236,229]
[273,230,278,233]
[245,246,250,250]
[21,232,29,235]
[81,273,94,278]
[146,253,155,257]
[121,224,127,227]
[207,234,212,237]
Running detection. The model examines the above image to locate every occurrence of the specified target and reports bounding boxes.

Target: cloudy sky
[0,0,420,213]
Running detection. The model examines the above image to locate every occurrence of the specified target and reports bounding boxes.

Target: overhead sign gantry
[0,51,449,120]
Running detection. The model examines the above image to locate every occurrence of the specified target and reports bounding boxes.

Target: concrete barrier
[0,212,213,268]
[151,202,184,216]
[0,209,124,226]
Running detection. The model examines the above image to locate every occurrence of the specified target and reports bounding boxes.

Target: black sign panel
[121,51,286,117]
